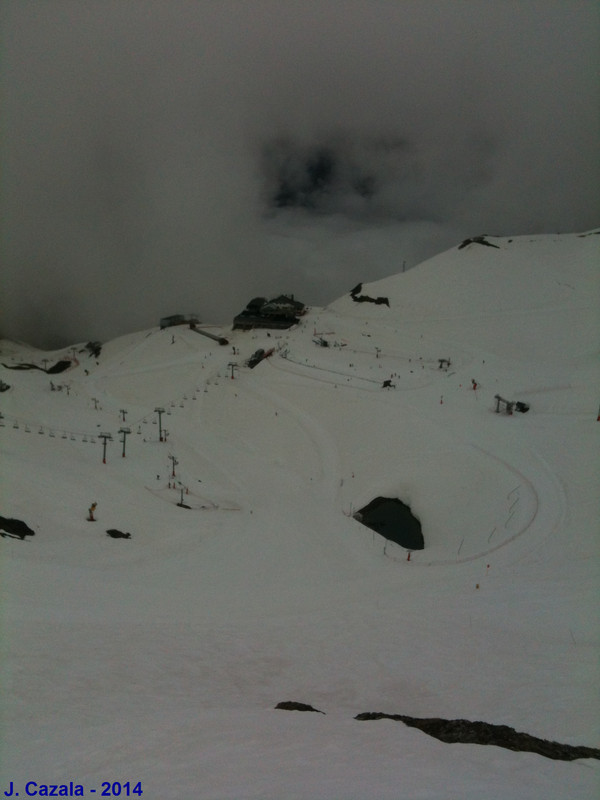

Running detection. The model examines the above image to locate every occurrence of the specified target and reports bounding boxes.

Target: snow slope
[1,231,599,799]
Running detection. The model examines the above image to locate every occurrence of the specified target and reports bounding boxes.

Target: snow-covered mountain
[1,231,599,799]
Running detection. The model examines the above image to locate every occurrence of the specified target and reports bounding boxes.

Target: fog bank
[1,1,598,347]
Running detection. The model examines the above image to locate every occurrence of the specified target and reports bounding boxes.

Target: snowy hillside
[1,231,599,799]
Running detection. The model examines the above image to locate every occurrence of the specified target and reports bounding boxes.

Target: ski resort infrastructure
[1,230,599,798]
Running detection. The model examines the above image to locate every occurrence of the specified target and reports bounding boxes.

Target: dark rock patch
[354,497,424,550]
[0,516,35,540]
[2,362,41,371]
[354,713,600,761]
[84,341,102,358]
[458,235,500,250]
[106,529,132,539]
[350,283,389,307]
[275,701,325,714]
[46,360,71,374]
[2,360,71,374]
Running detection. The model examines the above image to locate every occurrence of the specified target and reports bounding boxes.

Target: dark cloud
[1,1,598,347]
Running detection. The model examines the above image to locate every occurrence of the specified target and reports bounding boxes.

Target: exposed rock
[0,516,35,540]
[84,341,102,358]
[106,529,132,539]
[46,360,72,374]
[354,713,600,761]
[350,284,390,306]
[1,359,71,374]
[458,235,500,250]
[275,701,325,714]
[2,362,41,371]
[354,497,424,550]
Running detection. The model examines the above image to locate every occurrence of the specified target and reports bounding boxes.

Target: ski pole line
[0,408,182,444]
[0,378,209,445]
[0,411,104,442]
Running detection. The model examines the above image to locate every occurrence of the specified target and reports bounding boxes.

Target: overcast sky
[1,0,599,348]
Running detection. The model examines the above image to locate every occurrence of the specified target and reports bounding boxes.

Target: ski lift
[70,434,76,440]
[49,430,55,438]
[90,436,96,444]
[25,425,31,433]
[13,421,19,429]
[82,435,88,442]
[62,432,68,439]
[38,426,45,434]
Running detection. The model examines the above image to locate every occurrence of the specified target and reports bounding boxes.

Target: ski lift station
[159,314,200,329]
[233,295,306,330]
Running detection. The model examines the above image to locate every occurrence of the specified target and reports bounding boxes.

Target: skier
[87,502,97,522]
